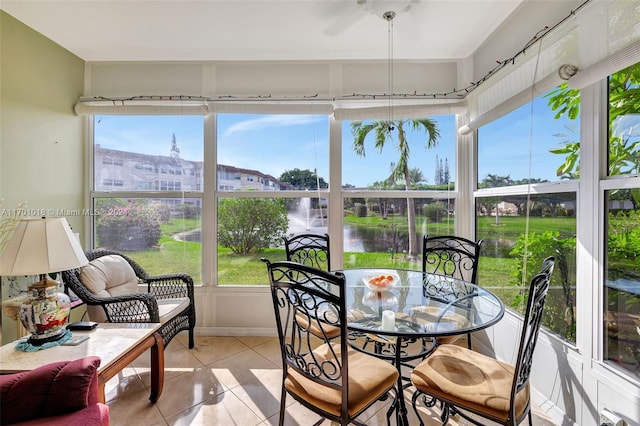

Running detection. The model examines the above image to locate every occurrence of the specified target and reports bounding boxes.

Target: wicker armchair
[61,249,195,348]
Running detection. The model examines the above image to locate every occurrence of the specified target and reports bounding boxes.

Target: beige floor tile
[207,347,281,389]
[106,335,561,426]
[189,336,252,365]
[154,365,228,419]
[107,388,166,425]
[133,341,206,388]
[250,338,284,366]
[264,400,329,426]
[104,367,146,403]
[164,390,264,426]
[236,335,279,348]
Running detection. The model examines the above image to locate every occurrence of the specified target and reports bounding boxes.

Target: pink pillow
[0,356,101,424]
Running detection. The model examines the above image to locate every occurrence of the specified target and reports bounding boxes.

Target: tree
[409,167,426,185]
[217,198,289,254]
[352,118,440,260]
[279,168,328,190]
[443,158,450,184]
[546,63,640,184]
[479,174,513,225]
[170,133,180,159]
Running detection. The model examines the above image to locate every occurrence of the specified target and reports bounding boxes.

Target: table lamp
[0,217,89,345]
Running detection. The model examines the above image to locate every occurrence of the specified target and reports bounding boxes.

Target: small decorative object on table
[362,270,399,291]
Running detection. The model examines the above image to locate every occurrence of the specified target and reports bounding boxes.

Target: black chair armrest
[89,293,160,323]
[145,273,195,301]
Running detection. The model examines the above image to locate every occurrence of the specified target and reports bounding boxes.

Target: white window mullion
[203,113,216,287]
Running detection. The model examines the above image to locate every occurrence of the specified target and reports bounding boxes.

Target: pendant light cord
[385,11,396,133]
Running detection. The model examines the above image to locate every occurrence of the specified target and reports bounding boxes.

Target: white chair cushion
[79,255,140,323]
[79,255,139,297]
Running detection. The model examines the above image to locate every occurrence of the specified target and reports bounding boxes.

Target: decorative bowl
[362,270,400,291]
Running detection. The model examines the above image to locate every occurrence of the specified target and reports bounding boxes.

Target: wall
[0,11,85,341]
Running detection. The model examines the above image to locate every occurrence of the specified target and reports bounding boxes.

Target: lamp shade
[0,217,88,276]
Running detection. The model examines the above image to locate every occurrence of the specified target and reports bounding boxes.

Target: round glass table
[340,268,505,425]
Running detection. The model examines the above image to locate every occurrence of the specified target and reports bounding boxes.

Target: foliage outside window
[477,89,578,343]
[547,62,639,375]
[343,196,454,269]
[342,116,456,269]
[215,114,329,285]
[604,64,639,378]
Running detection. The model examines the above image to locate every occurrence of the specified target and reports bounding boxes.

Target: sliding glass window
[476,89,579,344]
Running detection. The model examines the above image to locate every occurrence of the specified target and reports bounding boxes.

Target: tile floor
[106,334,560,426]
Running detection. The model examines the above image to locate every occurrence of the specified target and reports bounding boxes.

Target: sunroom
[0,0,639,425]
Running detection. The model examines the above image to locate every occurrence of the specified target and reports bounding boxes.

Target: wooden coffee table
[0,323,164,403]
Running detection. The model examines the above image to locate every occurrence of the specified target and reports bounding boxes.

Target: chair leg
[188,325,195,349]
[279,386,287,426]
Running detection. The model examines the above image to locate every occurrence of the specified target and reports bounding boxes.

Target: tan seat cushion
[295,311,341,339]
[285,343,398,418]
[411,344,529,422]
[410,305,470,345]
[296,308,367,340]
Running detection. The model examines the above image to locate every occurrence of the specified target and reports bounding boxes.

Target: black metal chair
[283,233,331,271]
[421,235,483,349]
[262,259,398,426]
[410,257,555,426]
[61,249,196,348]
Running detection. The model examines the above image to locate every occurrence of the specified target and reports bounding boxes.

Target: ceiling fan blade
[323,2,368,36]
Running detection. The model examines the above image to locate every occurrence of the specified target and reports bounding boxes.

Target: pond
[176,211,517,257]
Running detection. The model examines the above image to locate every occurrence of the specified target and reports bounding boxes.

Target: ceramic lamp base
[19,277,71,346]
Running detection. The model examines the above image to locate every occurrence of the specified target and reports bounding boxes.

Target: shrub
[95,199,163,250]
[217,198,289,254]
[354,204,368,217]
[423,203,447,222]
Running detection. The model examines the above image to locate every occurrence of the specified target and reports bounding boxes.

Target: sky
[94,96,576,188]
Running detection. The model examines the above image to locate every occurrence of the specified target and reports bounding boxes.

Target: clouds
[223,114,323,136]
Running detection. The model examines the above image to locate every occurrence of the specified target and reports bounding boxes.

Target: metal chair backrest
[283,233,331,271]
[262,260,349,421]
[422,235,483,283]
[511,256,555,410]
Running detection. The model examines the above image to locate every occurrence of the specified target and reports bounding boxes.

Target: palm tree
[351,119,439,260]
[409,167,427,185]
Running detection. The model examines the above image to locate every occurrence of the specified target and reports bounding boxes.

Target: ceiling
[1,0,529,62]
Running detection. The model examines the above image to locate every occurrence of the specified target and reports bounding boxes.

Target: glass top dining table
[342,268,505,340]
[339,267,505,426]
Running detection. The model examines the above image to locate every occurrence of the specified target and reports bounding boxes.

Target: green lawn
[118,214,576,286]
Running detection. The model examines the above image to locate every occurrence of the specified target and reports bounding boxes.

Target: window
[102,157,123,166]
[90,112,458,286]
[476,89,579,343]
[216,113,329,285]
[341,115,457,268]
[603,63,640,378]
[92,115,204,280]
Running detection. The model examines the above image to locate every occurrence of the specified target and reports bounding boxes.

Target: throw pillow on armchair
[0,356,110,425]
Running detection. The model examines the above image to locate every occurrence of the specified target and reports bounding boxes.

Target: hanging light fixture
[384,10,396,136]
